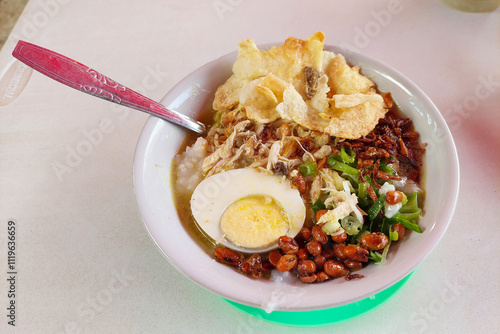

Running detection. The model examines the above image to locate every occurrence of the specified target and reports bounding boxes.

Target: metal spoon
[12,40,206,134]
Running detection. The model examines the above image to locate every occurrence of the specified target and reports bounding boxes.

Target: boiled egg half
[190,168,306,253]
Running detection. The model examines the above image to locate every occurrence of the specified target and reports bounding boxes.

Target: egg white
[190,168,306,252]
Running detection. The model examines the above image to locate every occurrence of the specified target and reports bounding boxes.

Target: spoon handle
[12,40,205,134]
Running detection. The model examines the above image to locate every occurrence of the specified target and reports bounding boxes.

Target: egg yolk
[220,195,289,249]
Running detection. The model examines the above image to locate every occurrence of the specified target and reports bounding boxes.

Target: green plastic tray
[223,270,415,327]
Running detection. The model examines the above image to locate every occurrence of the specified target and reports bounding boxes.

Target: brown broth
[170,106,219,255]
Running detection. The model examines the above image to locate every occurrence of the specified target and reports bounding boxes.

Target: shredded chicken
[317,200,352,225]
[266,141,283,171]
[313,145,332,160]
[202,120,251,175]
[310,175,322,203]
[201,110,332,181]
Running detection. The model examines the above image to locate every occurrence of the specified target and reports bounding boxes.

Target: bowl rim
[133,43,460,311]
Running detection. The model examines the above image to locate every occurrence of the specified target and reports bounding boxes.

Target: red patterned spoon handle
[12,40,205,134]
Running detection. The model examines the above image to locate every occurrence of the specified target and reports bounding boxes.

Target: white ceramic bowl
[133,45,459,311]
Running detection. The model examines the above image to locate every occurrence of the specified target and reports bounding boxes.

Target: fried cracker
[326,55,375,95]
[323,99,387,139]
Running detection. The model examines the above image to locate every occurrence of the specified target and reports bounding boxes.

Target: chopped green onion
[369,217,376,233]
[322,220,341,235]
[341,216,363,236]
[363,175,379,197]
[328,153,342,162]
[399,192,418,213]
[379,164,394,175]
[369,251,382,262]
[379,160,395,175]
[327,156,360,176]
[381,218,390,237]
[368,215,384,233]
[298,161,317,177]
[311,198,325,213]
[393,211,421,222]
[367,194,386,221]
[343,174,359,190]
[358,182,371,207]
[388,216,422,233]
[401,192,408,206]
[376,240,392,264]
[379,160,390,167]
[402,190,424,209]
[340,146,356,164]
[397,191,421,222]
[390,231,399,241]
